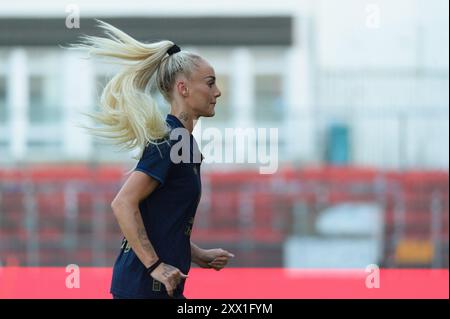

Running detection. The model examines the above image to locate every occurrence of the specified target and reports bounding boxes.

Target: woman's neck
[170,110,194,133]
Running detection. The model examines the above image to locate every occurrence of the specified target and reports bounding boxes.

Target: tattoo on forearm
[135,212,152,251]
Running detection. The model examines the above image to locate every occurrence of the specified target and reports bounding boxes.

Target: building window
[26,140,62,157]
[29,75,61,124]
[0,75,7,158]
[254,74,284,123]
[0,77,7,124]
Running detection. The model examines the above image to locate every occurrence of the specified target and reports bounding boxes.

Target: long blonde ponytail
[68,20,202,155]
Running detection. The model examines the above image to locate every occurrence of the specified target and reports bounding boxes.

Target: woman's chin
[203,109,215,117]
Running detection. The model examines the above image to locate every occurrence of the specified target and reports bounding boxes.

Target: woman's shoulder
[141,138,172,159]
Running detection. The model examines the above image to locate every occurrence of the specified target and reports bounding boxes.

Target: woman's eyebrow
[204,76,216,80]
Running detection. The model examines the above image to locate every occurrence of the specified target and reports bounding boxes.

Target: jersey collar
[166,114,186,129]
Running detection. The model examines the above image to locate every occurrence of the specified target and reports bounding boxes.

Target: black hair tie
[147,259,163,276]
[167,44,181,56]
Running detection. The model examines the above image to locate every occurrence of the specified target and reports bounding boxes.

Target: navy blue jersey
[110,114,202,299]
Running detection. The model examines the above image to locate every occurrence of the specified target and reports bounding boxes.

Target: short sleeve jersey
[110,114,203,299]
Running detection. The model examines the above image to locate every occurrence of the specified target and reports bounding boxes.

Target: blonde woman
[73,21,234,299]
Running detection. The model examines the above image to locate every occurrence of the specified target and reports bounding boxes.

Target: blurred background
[0,0,448,272]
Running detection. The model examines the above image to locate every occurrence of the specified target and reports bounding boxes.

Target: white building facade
[0,0,448,170]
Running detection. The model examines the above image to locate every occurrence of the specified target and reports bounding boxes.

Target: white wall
[0,0,448,169]
[0,0,300,17]
[313,0,449,169]
[315,0,449,69]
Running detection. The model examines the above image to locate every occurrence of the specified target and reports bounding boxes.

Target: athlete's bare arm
[111,171,187,297]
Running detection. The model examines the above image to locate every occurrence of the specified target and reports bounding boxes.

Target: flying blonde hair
[67,20,203,156]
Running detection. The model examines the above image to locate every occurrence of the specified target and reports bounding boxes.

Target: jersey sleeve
[135,141,173,186]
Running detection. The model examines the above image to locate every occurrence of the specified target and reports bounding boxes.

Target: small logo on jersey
[120,238,131,253]
[152,279,161,291]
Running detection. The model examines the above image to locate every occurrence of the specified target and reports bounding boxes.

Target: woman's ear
[176,80,189,97]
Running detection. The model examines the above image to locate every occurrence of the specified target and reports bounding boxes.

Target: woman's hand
[150,262,188,297]
[195,248,235,271]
